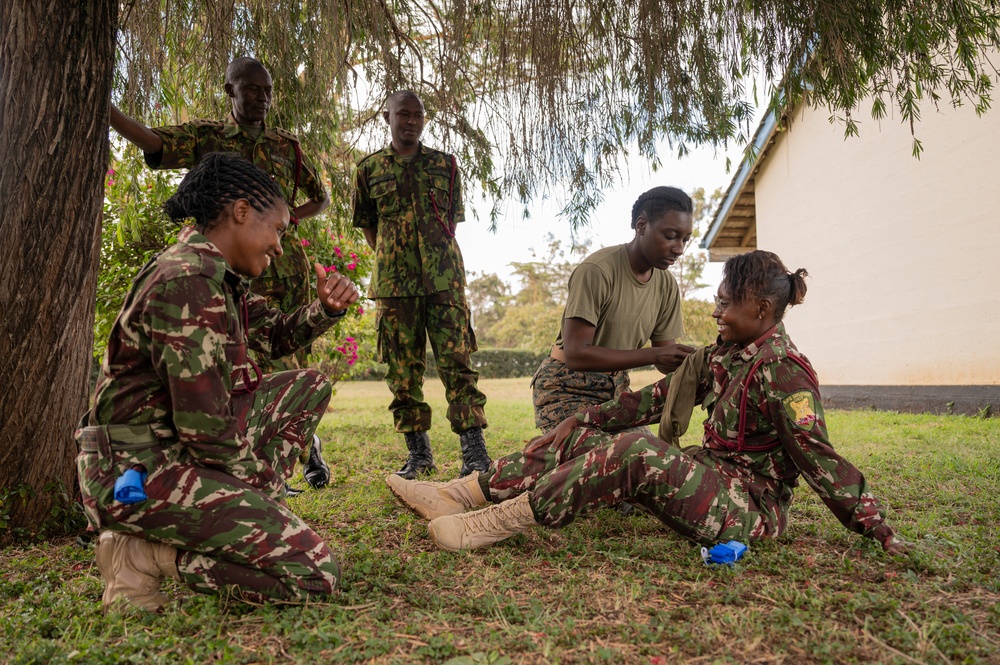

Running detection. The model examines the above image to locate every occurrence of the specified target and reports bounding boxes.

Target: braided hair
[721,250,808,322]
[162,152,284,231]
[630,186,693,229]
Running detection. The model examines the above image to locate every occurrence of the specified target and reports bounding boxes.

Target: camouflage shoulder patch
[781,390,818,430]
[188,118,224,128]
[270,126,300,142]
[356,148,387,167]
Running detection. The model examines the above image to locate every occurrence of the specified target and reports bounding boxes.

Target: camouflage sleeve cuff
[143,147,165,168]
[321,304,348,320]
[871,523,897,548]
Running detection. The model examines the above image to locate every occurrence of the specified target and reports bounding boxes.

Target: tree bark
[0,0,116,538]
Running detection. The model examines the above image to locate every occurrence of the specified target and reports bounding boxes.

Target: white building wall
[753,99,1000,385]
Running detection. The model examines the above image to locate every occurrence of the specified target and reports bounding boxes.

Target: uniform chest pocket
[371,177,400,218]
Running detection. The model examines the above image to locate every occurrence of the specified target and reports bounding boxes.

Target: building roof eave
[701,105,782,260]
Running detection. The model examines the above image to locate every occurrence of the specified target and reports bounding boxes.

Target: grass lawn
[2,370,999,664]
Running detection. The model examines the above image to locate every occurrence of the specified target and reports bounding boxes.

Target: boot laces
[461,497,529,534]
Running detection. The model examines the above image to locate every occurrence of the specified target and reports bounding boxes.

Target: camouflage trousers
[488,426,780,545]
[376,291,487,434]
[531,356,631,432]
[75,369,340,603]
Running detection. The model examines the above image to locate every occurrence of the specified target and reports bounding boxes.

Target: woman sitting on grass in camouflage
[76,152,359,612]
[387,250,910,556]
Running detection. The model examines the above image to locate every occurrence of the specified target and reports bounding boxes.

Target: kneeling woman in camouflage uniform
[387,250,909,556]
[77,153,359,611]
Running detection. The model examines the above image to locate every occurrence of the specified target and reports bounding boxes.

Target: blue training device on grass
[114,467,148,504]
[701,540,748,565]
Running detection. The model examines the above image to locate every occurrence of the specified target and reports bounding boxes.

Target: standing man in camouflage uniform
[109,56,331,490]
[77,154,360,612]
[352,90,490,479]
[386,251,910,556]
[532,186,697,432]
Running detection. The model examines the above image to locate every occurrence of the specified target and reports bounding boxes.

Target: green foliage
[3,380,999,662]
[485,303,563,354]
[94,161,178,362]
[468,348,549,379]
[0,481,87,544]
[467,271,510,335]
[111,1,1000,228]
[680,299,721,349]
[406,348,548,380]
[470,236,589,350]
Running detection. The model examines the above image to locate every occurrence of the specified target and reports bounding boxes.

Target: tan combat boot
[428,492,537,551]
[96,530,180,612]
[385,471,489,520]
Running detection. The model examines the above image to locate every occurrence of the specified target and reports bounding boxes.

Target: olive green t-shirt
[554,244,684,350]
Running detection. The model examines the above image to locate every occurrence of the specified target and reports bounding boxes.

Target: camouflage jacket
[147,112,327,278]
[91,226,341,490]
[352,143,467,298]
[577,323,897,546]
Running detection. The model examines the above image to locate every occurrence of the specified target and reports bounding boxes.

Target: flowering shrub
[299,223,376,385]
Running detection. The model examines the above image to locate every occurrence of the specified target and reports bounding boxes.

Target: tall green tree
[0,0,116,538]
[4,0,1000,533]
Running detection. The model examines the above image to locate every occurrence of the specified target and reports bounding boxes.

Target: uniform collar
[386,142,425,160]
[737,323,786,363]
[177,225,250,294]
[223,112,268,140]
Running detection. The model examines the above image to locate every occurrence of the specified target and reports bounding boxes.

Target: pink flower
[346,261,357,271]
[357,306,364,315]
[333,247,342,258]
[349,251,357,260]
[345,337,355,342]
[107,168,115,175]
[107,179,115,186]
[301,239,310,247]
[325,265,336,274]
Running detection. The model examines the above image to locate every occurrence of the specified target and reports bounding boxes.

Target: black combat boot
[302,434,330,489]
[458,426,492,477]
[396,431,436,480]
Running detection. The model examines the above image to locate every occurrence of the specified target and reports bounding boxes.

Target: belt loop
[95,425,114,461]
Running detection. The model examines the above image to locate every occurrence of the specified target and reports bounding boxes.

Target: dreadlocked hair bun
[162,152,284,231]
[630,186,693,228]
[721,250,808,322]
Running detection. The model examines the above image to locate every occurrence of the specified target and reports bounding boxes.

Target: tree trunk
[0,0,116,539]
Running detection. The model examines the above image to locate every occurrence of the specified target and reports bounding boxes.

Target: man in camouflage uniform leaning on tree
[387,250,910,557]
[109,56,331,492]
[77,153,360,612]
[352,90,491,479]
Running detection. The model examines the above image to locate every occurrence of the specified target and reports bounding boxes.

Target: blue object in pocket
[701,540,748,566]
[114,467,148,504]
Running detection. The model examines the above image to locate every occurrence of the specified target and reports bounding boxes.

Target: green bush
[352,347,548,381]
[451,348,548,379]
